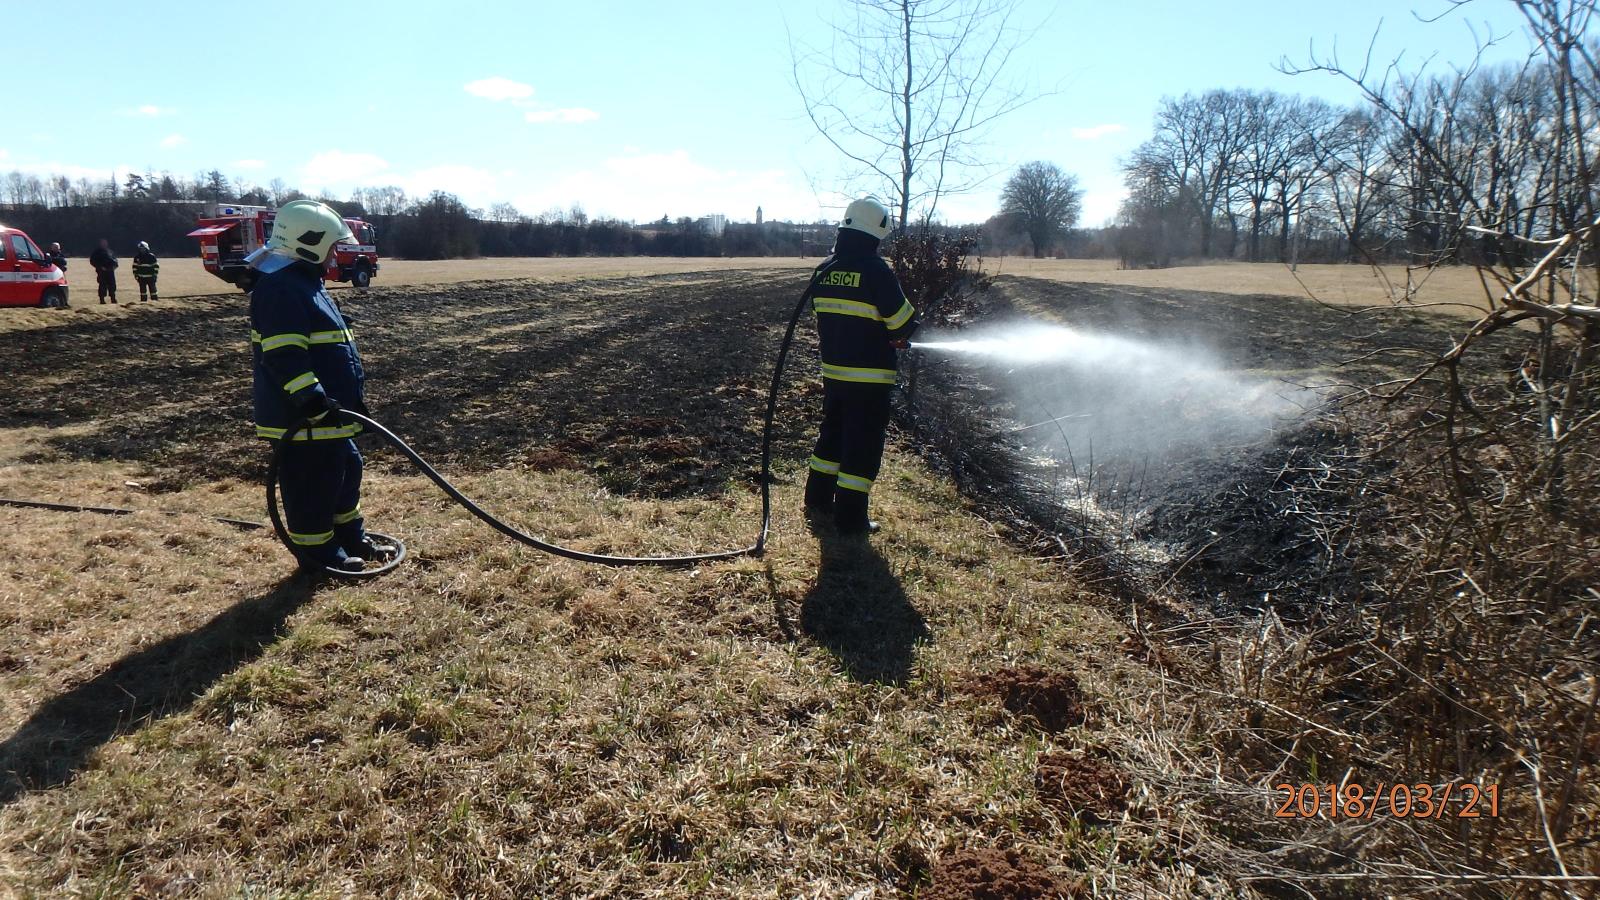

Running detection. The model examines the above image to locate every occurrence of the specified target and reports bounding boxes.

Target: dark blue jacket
[810,228,918,385]
[249,263,366,441]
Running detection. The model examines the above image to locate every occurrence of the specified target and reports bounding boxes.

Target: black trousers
[805,380,892,527]
[96,271,116,302]
[136,276,157,301]
[278,438,366,564]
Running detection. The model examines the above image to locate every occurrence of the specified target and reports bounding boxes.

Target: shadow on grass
[0,574,316,805]
[795,532,928,685]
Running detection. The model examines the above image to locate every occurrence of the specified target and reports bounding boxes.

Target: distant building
[697,213,728,234]
[756,206,763,226]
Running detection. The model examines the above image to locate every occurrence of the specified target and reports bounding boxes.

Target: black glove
[296,393,342,426]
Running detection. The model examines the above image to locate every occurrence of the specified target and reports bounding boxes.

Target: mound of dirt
[1034,750,1129,823]
[966,665,1085,732]
[920,848,1082,900]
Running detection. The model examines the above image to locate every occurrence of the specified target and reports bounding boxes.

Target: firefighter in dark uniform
[46,243,67,272]
[132,241,159,301]
[804,198,918,535]
[246,200,379,573]
[89,239,117,304]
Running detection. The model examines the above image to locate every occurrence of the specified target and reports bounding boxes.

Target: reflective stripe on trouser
[278,438,365,564]
[836,472,874,494]
[820,362,897,384]
[332,503,362,525]
[288,529,334,546]
[808,379,892,525]
[809,455,840,475]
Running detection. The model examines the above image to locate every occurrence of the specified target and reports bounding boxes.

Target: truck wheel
[351,264,372,288]
[40,287,67,309]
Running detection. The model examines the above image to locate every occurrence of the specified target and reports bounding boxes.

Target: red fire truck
[0,223,69,308]
[187,204,380,288]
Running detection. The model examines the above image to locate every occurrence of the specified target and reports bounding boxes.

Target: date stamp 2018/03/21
[1274,782,1501,819]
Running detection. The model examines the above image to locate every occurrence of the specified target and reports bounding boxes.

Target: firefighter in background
[46,243,67,272]
[132,241,159,301]
[89,239,117,304]
[247,200,379,573]
[804,198,918,535]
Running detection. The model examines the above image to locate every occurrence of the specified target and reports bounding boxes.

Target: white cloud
[297,150,500,205]
[514,150,815,222]
[464,77,535,102]
[234,158,267,170]
[126,105,175,117]
[159,134,187,149]
[1071,123,1125,141]
[0,152,136,184]
[302,150,392,187]
[524,107,600,124]
[391,164,502,201]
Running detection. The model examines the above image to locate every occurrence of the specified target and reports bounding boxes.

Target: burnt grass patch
[0,270,819,500]
[901,275,1511,618]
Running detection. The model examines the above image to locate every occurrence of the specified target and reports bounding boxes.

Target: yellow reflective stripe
[288,529,335,546]
[255,423,363,441]
[884,299,915,330]
[308,329,354,345]
[836,472,874,494]
[284,372,320,394]
[813,297,883,321]
[253,331,311,351]
[820,363,897,384]
[809,455,840,475]
[332,504,363,525]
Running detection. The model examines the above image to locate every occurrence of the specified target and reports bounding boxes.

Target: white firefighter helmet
[265,200,354,265]
[840,198,893,240]
[137,240,149,251]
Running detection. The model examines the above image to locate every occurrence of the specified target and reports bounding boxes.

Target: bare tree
[791,0,1033,226]
[1318,107,1395,261]
[998,161,1082,257]
[1125,90,1252,257]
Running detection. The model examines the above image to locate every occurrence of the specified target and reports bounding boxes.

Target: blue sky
[2,1,1533,227]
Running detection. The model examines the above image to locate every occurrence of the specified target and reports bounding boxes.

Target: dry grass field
[54,256,816,302]
[47,253,1525,317]
[2,265,1575,896]
[990,256,1538,316]
[0,269,1180,897]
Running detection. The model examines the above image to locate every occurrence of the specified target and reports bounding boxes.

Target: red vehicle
[0,224,69,308]
[187,203,380,288]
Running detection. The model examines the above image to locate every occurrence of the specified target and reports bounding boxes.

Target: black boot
[803,470,836,513]
[834,490,880,535]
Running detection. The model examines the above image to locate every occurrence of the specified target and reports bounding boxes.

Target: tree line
[1111,55,1594,268]
[0,169,838,260]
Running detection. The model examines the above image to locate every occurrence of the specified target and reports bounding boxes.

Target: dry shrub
[884,226,983,325]
[1194,331,1600,894]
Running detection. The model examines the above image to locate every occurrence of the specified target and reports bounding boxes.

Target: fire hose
[2,276,817,578]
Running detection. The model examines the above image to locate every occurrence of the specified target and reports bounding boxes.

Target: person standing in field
[46,243,67,272]
[247,199,380,573]
[132,241,160,302]
[804,198,918,535]
[88,239,117,304]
